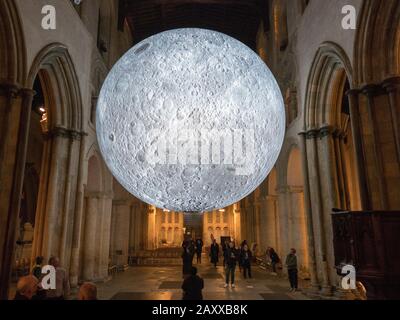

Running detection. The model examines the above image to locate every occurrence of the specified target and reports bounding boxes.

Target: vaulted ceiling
[118,0,269,50]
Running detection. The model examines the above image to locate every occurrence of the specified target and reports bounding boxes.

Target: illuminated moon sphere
[97,28,285,212]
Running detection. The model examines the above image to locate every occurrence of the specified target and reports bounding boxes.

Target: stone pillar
[0,83,35,299]
[99,195,112,278]
[362,85,389,209]
[254,202,261,253]
[382,77,400,168]
[31,128,82,265]
[233,205,241,243]
[276,186,289,260]
[82,195,98,280]
[299,132,319,292]
[69,134,87,287]
[147,206,156,250]
[111,201,130,268]
[305,129,331,293]
[318,127,341,294]
[346,89,369,210]
[288,186,309,274]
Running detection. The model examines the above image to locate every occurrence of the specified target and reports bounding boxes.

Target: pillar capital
[303,126,345,140]
[360,83,385,97]
[345,88,361,97]
[382,76,400,93]
[0,81,21,98]
[44,126,88,141]
[276,185,290,194]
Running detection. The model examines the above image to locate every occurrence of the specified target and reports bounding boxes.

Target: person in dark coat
[210,239,219,267]
[32,256,44,280]
[222,240,229,267]
[267,247,280,274]
[195,238,204,264]
[240,244,252,279]
[182,240,195,276]
[286,248,298,292]
[224,241,238,288]
[182,267,204,300]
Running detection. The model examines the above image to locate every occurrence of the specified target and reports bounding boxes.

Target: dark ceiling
[118,0,269,51]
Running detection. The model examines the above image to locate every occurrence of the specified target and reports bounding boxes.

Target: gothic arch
[354,0,400,84]
[85,144,113,195]
[26,43,83,131]
[304,42,353,130]
[0,0,26,84]
[302,42,358,293]
[28,44,85,273]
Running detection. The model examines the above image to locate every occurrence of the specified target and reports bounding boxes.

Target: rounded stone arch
[85,144,113,195]
[302,42,360,291]
[276,137,302,189]
[354,0,400,84]
[304,42,353,130]
[0,0,26,84]
[26,43,83,131]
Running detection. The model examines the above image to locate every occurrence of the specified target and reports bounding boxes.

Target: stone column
[305,129,331,293]
[147,206,156,249]
[233,205,241,243]
[111,201,130,268]
[58,133,81,270]
[362,84,389,209]
[99,194,113,278]
[276,186,289,260]
[346,89,369,209]
[31,128,81,263]
[318,127,342,294]
[0,83,35,299]
[299,132,319,291]
[382,76,400,166]
[82,194,98,280]
[69,134,87,287]
[254,201,261,252]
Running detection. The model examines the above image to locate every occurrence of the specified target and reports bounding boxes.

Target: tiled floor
[95,261,312,300]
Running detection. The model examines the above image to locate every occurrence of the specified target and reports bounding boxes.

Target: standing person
[286,248,298,292]
[190,239,196,264]
[240,244,252,279]
[195,238,203,264]
[14,275,39,300]
[210,239,219,268]
[32,256,44,280]
[222,240,229,267]
[182,240,194,277]
[46,256,70,300]
[224,241,238,288]
[31,256,47,300]
[267,247,280,275]
[182,267,204,300]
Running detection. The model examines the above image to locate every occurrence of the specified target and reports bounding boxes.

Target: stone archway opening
[11,74,46,281]
[302,42,358,294]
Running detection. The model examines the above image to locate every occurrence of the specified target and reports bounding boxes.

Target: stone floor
[91,261,312,300]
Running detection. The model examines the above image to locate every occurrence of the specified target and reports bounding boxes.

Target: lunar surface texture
[96,28,285,212]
